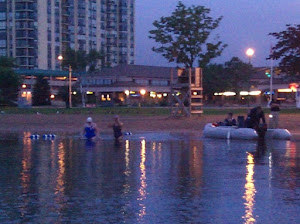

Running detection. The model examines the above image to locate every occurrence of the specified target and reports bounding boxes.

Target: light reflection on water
[243,153,256,224]
[0,133,300,223]
[138,139,147,221]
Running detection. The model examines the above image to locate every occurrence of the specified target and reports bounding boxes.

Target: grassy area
[0,107,300,115]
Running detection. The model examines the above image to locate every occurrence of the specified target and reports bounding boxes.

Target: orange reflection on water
[55,142,66,194]
[20,132,33,218]
[243,153,256,224]
[125,140,131,177]
[191,144,203,189]
[138,139,147,219]
[21,132,32,189]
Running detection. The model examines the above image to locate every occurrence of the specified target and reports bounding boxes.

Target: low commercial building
[213,67,299,106]
[16,69,78,107]
[81,64,174,106]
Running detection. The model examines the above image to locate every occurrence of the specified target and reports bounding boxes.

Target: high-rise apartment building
[0,0,135,70]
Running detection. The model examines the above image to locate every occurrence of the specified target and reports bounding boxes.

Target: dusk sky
[135,0,300,67]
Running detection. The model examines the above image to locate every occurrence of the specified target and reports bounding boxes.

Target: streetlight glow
[246,48,255,57]
[140,89,146,96]
[58,55,63,61]
[246,48,255,64]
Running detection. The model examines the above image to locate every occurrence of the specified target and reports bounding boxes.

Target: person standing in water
[82,117,99,140]
[269,100,280,129]
[112,115,123,141]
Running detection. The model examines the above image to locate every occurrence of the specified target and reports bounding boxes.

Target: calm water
[0,132,300,224]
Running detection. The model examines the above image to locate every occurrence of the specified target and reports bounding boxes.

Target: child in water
[112,115,123,141]
[82,117,99,140]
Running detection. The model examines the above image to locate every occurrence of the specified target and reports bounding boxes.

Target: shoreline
[1,114,300,140]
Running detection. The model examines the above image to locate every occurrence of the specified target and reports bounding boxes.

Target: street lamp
[58,55,72,108]
[245,48,255,107]
[246,48,255,64]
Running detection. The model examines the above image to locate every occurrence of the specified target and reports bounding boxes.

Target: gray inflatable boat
[203,123,292,140]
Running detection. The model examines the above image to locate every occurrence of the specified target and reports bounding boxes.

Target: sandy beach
[1,113,300,137]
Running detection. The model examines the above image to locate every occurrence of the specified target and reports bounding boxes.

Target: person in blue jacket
[82,117,99,140]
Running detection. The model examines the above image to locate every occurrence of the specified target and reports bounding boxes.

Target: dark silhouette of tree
[203,64,227,98]
[61,48,104,72]
[87,49,103,72]
[203,57,253,98]
[57,86,82,108]
[269,24,300,77]
[0,57,20,106]
[32,76,51,106]
[223,57,253,93]
[61,48,87,72]
[149,1,227,68]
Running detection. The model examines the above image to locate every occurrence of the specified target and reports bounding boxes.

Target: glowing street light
[140,89,146,96]
[246,48,255,64]
[124,90,130,96]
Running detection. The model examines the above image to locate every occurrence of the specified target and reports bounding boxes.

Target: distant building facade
[81,64,174,106]
[0,0,135,70]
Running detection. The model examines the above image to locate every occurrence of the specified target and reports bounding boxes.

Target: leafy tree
[32,76,51,106]
[203,64,227,98]
[57,86,82,108]
[61,48,103,72]
[203,57,253,98]
[87,49,103,72]
[269,24,300,77]
[0,57,20,106]
[61,48,87,72]
[149,1,227,68]
[223,57,253,92]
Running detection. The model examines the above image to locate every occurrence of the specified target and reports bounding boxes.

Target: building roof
[92,64,175,79]
[15,69,83,77]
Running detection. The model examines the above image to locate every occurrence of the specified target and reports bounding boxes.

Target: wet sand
[1,113,300,138]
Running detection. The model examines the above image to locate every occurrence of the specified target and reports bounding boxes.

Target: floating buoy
[43,134,56,139]
[30,135,40,139]
[124,132,132,136]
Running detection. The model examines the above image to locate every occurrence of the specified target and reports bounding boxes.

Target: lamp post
[246,48,255,64]
[58,55,72,108]
[246,48,255,107]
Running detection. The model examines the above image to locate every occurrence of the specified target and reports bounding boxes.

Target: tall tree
[57,86,82,108]
[149,1,227,68]
[203,64,227,98]
[269,24,300,77]
[0,57,20,106]
[32,76,51,106]
[223,57,253,92]
[61,48,103,72]
[61,48,87,71]
[203,57,253,98]
[87,49,103,72]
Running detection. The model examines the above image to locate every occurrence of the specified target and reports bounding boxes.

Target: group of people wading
[81,115,123,143]
[221,100,280,138]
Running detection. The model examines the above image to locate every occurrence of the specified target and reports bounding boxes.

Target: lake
[0,132,300,223]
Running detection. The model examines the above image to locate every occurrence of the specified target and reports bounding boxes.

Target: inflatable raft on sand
[203,123,292,140]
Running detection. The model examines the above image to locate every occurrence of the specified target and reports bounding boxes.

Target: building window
[0,12,6,20]
[0,21,5,30]
[0,48,6,56]
[135,79,149,85]
[152,80,169,86]
[0,39,6,47]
